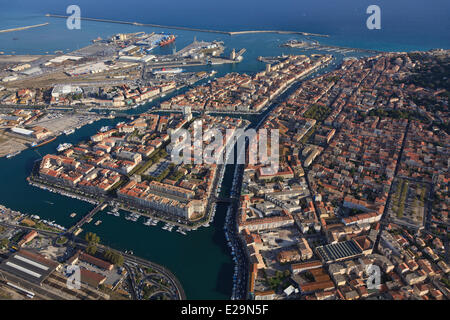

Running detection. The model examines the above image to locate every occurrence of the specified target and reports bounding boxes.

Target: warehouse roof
[0,249,59,284]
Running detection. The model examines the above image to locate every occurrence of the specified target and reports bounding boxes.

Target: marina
[143,217,159,226]
[125,212,141,222]
[162,223,175,232]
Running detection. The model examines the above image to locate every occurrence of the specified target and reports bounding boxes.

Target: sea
[0,0,448,299]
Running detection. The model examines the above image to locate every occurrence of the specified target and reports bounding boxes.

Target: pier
[45,14,328,37]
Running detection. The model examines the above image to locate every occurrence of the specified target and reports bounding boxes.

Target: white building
[51,85,82,98]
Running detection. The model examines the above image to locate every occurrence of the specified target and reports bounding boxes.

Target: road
[374,120,411,250]
[112,247,186,300]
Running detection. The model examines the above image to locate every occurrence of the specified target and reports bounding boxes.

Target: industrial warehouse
[0,249,60,285]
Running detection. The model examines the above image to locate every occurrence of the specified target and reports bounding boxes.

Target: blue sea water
[0,0,448,299]
[0,0,449,54]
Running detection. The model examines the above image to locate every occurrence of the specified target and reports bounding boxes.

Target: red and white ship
[159,35,175,46]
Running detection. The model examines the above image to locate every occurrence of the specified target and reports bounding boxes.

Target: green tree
[103,249,124,266]
[85,232,100,245]
[86,244,97,255]
[0,238,9,249]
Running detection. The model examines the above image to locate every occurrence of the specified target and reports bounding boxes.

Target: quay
[45,14,329,37]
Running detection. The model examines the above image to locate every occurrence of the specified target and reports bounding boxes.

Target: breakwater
[0,23,49,33]
[45,14,328,37]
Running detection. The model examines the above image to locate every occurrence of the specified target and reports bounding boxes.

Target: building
[0,249,60,285]
[254,290,276,300]
[298,237,313,260]
[76,251,114,271]
[316,240,363,263]
[51,84,82,98]
[17,230,38,247]
[80,267,107,288]
[11,127,34,137]
[277,249,300,264]
[291,260,323,274]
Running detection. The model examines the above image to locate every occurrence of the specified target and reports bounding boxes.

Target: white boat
[176,227,187,235]
[64,129,75,135]
[99,126,110,132]
[57,143,72,152]
[6,151,21,158]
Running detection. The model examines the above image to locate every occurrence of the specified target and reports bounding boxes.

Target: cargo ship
[159,35,175,46]
[31,136,56,148]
